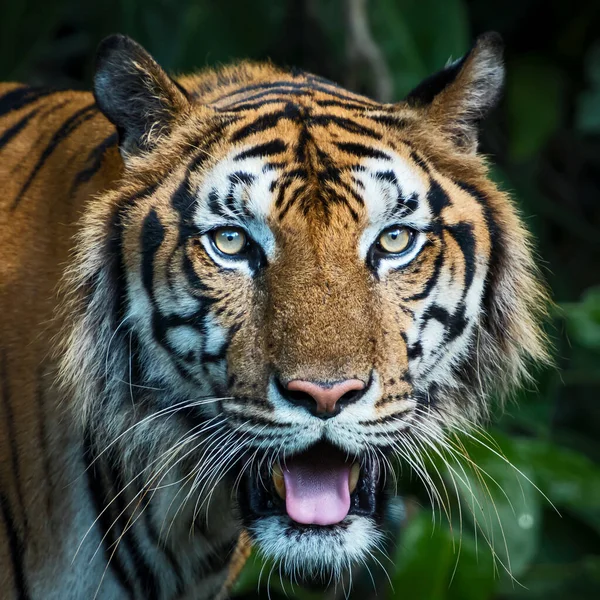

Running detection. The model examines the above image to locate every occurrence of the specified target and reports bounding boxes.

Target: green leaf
[500,556,600,599]
[561,287,600,351]
[451,431,600,545]
[515,438,600,533]
[389,512,498,600]
[390,513,455,599]
[446,532,497,600]
[444,433,542,578]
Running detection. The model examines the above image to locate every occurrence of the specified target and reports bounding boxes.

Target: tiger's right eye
[211,227,248,256]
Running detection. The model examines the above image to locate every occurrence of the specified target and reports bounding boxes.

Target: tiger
[0,31,548,599]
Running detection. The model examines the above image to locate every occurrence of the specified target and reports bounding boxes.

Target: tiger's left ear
[404,32,504,153]
[93,34,190,158]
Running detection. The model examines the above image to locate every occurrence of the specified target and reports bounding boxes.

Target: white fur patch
[250,515,383,580]
[356,153,431,261]
[192,148,278,265]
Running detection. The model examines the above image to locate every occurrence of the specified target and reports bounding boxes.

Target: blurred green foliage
[1,0,599,597]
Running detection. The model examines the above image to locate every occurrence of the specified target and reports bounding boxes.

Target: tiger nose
[283,379,367,418]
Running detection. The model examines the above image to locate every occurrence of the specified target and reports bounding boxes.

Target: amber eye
[377,226,413,254]
[211,227,248,256]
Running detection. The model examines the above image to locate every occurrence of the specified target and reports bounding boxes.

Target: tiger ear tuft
[405,32,504,153]
[93,34,189,158]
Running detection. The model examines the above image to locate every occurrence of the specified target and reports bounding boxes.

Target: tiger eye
[377,227,412,254]
[212,228,247,255]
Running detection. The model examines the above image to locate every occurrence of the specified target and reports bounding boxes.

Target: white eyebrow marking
[355,152,432,260]
[192,147,279,259]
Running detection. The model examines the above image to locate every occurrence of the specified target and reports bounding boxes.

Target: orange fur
[0,33,548,598]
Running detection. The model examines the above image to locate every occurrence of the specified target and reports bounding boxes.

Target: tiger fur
[0,33,548,599]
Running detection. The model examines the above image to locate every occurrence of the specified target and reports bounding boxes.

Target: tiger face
[63,34,547,580]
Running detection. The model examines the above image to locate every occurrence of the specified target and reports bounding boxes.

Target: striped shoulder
[0,85,119,214]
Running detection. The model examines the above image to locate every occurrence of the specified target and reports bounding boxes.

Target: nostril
[279,377,368,417]
[337,388,362,406]
[285,389,315,405]
[274,378,314,409]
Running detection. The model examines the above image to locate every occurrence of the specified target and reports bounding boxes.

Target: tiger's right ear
[93,34,190,158]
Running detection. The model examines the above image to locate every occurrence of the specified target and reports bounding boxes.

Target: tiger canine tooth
[272,463,286,499]
[349,463,360,494]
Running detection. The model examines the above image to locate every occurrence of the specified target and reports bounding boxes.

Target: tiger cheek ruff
[0,32,548,599]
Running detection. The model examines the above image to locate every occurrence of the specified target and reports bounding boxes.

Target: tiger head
[61,34,548,579]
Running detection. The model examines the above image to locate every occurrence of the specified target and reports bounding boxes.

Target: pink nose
[285,379,366,415]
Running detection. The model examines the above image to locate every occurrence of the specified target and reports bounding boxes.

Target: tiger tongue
[282,450,351,526]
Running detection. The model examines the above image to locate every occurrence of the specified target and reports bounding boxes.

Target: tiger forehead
[192,101,430,231]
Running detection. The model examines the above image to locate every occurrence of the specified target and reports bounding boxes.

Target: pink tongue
[282,451,351,526]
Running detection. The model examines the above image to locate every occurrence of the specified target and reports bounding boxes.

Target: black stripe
[308,114,382,139]
[33,367,54,526]
[198,536,238,575]
[454,181,503,336]
[445,222,476,291]
[230,111,288,142]
[0,108,39,151]
[143,506,184,596]
[407,341,423,360]
[215,81,306,103]
[369,113,411,130]
[170,172,198,235]
[206,188,229,220]
[336,141,390,160]
[188,119,235,173]
[220,97,291,113]
[294,113,311,162]
[336,179,366,207]
[0,352,28,533]
[0,492,30,600]
[447,302,468,341]
[11,104,97,210]
[306,82,380,106]
[229,171,255,186]
[409,149,430,173]
[107,183,160,327]
[375,170,398,185]
[404,246,444,302]
[358,409,411,426]
[106,460,161,600]
[82,432,136,598]
[217,88,306,110]
[315,98,376,111]
[140,209,166,298]
[225,412,294,428]
[0,86,55,118]
[234,139,287,160]
[215,79,378,108]
[422,304,451,328]
[70,132,118,197]
[427,178,451,216]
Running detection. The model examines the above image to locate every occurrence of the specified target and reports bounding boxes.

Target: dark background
[1,0,599,598]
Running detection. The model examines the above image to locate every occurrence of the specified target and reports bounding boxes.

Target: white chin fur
[250,515,383,580]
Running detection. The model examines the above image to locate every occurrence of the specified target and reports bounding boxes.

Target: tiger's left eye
[377,226,413,254]
[212,228,247,255]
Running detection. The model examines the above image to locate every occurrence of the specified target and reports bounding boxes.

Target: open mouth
[239,441,384,528]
